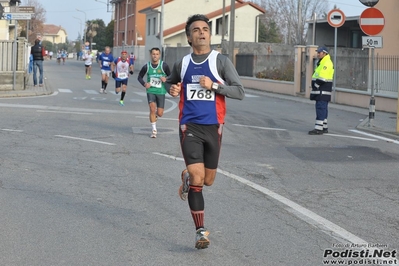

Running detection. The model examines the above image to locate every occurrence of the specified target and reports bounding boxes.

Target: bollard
[368,96,375,127]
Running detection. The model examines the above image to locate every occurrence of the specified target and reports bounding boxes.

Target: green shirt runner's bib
[147,61,167,95]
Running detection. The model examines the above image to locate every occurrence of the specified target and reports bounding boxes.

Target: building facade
[42,24,68,44]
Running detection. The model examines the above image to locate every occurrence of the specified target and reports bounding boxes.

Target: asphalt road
[0,59,398,266]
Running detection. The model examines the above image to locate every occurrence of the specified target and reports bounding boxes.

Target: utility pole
[297,0,302,44]
[221,0,226,41]
[228,0,235,63]
[160,0,164,59]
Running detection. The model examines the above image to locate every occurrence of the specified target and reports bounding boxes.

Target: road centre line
[350,129,399,145]
[55,135,116,146]
[135,116,178,121]
[37,110,93,115]
[154,151,368,245]
[232,124,287,131]
[1,129,23,132]
[0,103,148,115]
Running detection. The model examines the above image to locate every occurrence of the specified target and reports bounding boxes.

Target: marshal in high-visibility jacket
[310,53,334,101]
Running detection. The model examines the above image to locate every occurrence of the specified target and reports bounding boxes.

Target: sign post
[359,7,385,127]
[327,9,346,103]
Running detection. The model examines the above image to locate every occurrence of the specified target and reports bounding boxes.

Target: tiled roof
[163,0,265,38]
[43,24,65,36]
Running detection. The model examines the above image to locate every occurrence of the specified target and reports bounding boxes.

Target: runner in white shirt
[82,50,94,79]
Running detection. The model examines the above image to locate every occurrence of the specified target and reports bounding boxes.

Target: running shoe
[100,88,104,94]
[195,228,210,249]
[85,75,88,79]
[103,90,107,94]
[88,76,91,80]
[119,100,124,106]
[178,169,190,201]
[150,129,157,138]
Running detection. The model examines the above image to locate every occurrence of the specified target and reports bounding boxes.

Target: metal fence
[374,54,399,95]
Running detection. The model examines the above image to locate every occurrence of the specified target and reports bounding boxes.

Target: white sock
[151,122,156,131]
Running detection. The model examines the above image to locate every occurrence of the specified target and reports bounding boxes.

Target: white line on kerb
[232,124,287,131]
[350,129,399,145]
[325,133,378,142]
[154,152,368,245]
[55,135,116,146]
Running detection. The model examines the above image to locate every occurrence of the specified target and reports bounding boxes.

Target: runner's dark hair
[185,14,211,46]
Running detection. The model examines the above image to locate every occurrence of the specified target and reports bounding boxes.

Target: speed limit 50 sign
[362,36,383,48]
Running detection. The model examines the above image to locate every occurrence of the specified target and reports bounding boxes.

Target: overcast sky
[24,0,368,42]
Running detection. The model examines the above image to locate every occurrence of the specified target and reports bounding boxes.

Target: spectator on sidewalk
[30,38,45,87]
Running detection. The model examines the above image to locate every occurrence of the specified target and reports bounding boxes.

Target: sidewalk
[0,73,53,98]
[1,76,398,140]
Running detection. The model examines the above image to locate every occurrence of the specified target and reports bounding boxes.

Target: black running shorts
[146,93,165,108]
[115,79,128,87]
[179,123,223,169]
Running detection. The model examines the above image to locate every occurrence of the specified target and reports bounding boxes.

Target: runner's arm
[137,64,148,87]
[165,61,182,94]
[216,54,245,100]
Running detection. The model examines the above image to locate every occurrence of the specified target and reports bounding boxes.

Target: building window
[351,30,362,48]
[153,17,156,35]
[209,21,213,34]
[148,19,150,35]
[216,15,228,35]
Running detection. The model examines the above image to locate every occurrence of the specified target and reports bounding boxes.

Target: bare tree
[251,0,328,45]
[19,0,46,43]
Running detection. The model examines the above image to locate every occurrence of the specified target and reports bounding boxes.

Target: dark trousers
[314,100,328,130]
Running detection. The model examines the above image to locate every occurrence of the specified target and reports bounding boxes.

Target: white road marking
[84,90,99,94]
[135,116,178,121]
[0,103,148,115]
[325,133,378,142]
[245,94,259,97]
[58,89,73,93]
[152,152,184,161]
[1,129,23,132]
[232,124,287,131]
[55,135,116,146]
[350,129,399,145]
[154,151,369,245]
[37,110,93,115]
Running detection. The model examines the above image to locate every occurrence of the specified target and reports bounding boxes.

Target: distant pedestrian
[61,50,67,65]
[30,38,45,87]
[309,46,334,135]
[49,51,53,60]
[56,50,61,65]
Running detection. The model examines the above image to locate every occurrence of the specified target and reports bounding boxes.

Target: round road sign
[327,9,346,28]
[359,7,385,36]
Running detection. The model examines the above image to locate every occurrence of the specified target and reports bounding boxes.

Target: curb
[356,117,399,140]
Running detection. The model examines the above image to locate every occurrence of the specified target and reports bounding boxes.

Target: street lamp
[72,16,83,42]
[76,8,87,42]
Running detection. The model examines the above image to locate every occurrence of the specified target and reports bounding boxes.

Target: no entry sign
[360,7,385,36]
[327,9,346,28]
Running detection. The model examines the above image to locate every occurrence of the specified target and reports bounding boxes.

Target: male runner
[98,46,114,94]
[137,47,171,138]
[165,14,245,249]
[111,51,134,106]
